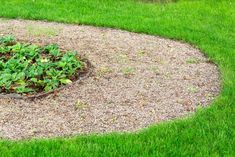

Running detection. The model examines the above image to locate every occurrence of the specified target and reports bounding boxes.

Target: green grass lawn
[0,0,234,156]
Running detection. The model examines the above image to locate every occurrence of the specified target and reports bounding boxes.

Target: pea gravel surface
[0,19,220,140]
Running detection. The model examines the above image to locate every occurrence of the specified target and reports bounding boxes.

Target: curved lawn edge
[0,0,234,156]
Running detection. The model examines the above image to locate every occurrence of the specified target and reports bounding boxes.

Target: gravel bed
[0,19,220,140]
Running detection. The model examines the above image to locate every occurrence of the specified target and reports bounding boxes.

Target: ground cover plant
[0,0,234,156]
[0,35,86,96]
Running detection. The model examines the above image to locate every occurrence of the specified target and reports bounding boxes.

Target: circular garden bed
[0,35,91,99]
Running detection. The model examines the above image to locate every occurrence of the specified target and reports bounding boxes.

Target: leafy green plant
[0,35,86,95]
[0,35,15,45]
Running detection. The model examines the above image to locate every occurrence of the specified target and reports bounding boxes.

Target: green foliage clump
[0,35,86,94]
